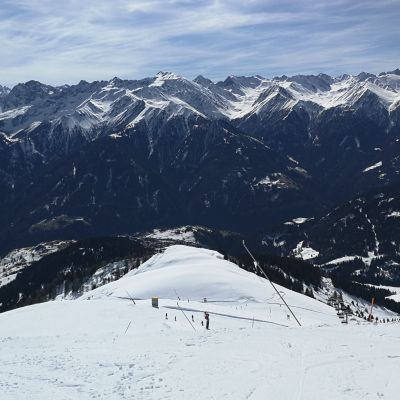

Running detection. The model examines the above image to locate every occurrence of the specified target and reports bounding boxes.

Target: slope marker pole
[242,240,302,327]
[124,321,132,334]
[126,291,136,305]
[174,289,196,331]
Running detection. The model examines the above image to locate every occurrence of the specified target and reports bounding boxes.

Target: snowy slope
[84,245,284,301]
[0,245,399,400]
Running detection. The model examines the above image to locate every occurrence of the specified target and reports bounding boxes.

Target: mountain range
[1,69,400,280]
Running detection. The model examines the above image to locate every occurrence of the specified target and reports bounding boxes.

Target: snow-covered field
[0,245,399,400]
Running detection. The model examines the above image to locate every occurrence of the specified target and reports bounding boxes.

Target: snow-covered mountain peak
[282,73,334,92]
[2,80,56,111]
[109,76,124,86]
[193,74,214,87]
[127,245,224,275]
[0,85,11,98]
[216,75,265,97]
[150,71,182,87]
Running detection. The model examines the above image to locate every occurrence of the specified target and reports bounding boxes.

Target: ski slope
[0,245,399,400]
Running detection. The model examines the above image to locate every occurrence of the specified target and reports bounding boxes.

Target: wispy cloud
[0,0,399,86]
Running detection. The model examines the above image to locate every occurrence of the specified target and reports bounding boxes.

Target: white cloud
[0,0,398,86]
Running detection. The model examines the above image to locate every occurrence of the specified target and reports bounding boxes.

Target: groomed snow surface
[1,245,399,400]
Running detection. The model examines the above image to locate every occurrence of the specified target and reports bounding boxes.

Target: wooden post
[368,297,375,321]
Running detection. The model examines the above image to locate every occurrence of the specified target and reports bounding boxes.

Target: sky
[0,0,399,86]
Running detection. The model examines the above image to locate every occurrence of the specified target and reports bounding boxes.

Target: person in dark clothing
[204,312,210,330]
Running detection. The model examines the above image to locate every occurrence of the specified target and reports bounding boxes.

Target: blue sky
[1,0,399,86]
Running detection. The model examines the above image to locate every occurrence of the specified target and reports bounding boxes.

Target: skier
[165,313,168,320]
[191,314,194,322]
[204,312,210,330]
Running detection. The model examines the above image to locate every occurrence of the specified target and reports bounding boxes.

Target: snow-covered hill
[0,245,399,399]
[82,245,334,325]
